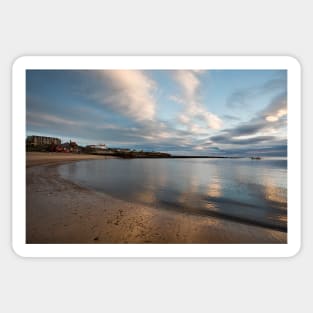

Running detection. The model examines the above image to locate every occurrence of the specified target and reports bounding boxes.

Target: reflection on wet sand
[263,175,287,205]
[134,188,157,205]
[207,180,222,198]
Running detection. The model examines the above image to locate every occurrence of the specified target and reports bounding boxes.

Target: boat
[250,156,261,160]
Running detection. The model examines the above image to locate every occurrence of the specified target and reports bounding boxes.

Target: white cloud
[175,70,200,100]
[96,70,157,121]
[178,114,190,124]
[264,94,287,123]
[173,70,222,132]
[201,111,223,130]
[266,108,287,122]
[189,124,208,135]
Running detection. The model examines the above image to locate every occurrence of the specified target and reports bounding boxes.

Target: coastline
[26,151,113,167]
[26,152,287,244]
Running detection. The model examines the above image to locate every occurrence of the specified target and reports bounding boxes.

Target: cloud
[222,92,287,137]
[173,70,222,132]
[27,112,81,127]
[210,135,276,145]
[225,122,266,137]
[261,93,287,122]
[207,92,287,155]
[175,70,200,101]
[223,114,241,121]
[227,77,287,108]
[89,70,157,122]
[216,144,287,157]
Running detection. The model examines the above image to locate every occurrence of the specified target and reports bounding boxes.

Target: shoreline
[26,151,115,167]
[26,152,287,244]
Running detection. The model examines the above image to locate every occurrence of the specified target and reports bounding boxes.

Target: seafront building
[55,140,79,153]
[26,135,61,146]
[86,144,108,150]
[85,144,111,154]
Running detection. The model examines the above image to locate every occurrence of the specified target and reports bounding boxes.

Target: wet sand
[26,152,287,243]
[26,151,111,167]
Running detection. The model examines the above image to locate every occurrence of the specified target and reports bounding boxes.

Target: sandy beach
[26,152,287,243]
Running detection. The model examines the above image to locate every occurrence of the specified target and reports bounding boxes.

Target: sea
[58,157,287,232]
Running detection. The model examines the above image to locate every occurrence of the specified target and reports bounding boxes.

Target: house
[54,140,80,153]
[85,144,108,154]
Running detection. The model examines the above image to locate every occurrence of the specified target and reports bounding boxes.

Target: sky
[26,69,287,156]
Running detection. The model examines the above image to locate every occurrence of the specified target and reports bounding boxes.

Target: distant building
[55,140,80,153]
[26,135,61,146]
[85,144,109,154]
[86,144,107,150]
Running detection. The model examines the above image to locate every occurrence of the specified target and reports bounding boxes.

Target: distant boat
[250,156,261,160]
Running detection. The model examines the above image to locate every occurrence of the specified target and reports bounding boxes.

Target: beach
[26,152,287,243]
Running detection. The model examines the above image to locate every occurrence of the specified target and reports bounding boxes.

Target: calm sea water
[58,158,287,232]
